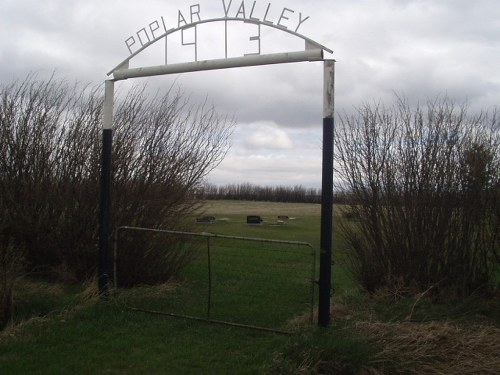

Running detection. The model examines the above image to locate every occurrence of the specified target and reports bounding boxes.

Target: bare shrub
[335,96,499,297]
[114,229,205,288]
[0,74,234,284]
[0,76,101,281]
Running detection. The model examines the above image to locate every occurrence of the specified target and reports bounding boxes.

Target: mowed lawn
[0,200,352,374]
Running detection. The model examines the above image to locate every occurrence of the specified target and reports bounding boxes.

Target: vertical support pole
[318,60,335,327]
[98,80,115,297]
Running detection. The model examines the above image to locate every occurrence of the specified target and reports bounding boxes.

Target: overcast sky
[1,0,499,188]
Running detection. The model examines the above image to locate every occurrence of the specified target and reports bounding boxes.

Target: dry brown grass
[285,294,500,375]
[356,320,500,375]
[78,278,100,302]
[112,282,180,304]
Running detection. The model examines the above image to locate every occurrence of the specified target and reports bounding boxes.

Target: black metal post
[318,117,334,327]
[98,128,112,297]
[318,60,335,327]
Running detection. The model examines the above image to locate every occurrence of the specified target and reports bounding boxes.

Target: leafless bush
[0,74,234,284]
[335,96,499,297]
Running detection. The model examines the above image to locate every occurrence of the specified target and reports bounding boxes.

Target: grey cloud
[1,0,498,187]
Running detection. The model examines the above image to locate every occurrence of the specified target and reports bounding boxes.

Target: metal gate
[114,226,317,333]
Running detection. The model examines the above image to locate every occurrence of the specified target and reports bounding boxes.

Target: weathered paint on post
[323,60,335,118]
[103,80,115,129]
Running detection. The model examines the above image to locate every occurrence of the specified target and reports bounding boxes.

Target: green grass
[1,200,361,374]
[195,200,324,245]
[1,300,290,374]
[116,226,320,329]
[1,200,497,374]
[196,200,356,293]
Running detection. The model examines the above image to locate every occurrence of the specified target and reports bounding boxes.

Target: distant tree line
[201,183,323,203]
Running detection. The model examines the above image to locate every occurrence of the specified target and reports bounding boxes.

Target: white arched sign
[99,1,335,327]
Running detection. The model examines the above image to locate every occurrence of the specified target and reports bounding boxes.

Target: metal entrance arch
[99,15,335,327]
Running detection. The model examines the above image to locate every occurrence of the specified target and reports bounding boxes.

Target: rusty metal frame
[113,226,317,333]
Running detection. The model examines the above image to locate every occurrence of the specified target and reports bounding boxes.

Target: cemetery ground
[0,200,498,374]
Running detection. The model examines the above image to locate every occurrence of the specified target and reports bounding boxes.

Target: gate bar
[112,49,324,80]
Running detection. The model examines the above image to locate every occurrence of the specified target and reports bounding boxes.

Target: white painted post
[323,60,335,119]
[103,80,115,129]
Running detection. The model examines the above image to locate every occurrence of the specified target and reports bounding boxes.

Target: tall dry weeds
[335,96,499,297]
[358,320,500,375]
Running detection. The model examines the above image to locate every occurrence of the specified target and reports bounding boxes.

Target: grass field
[195,200,355,293]
[0,200,344,374]
[113,200,347,331]
[196,200,324,242]
[1,200,498,374]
